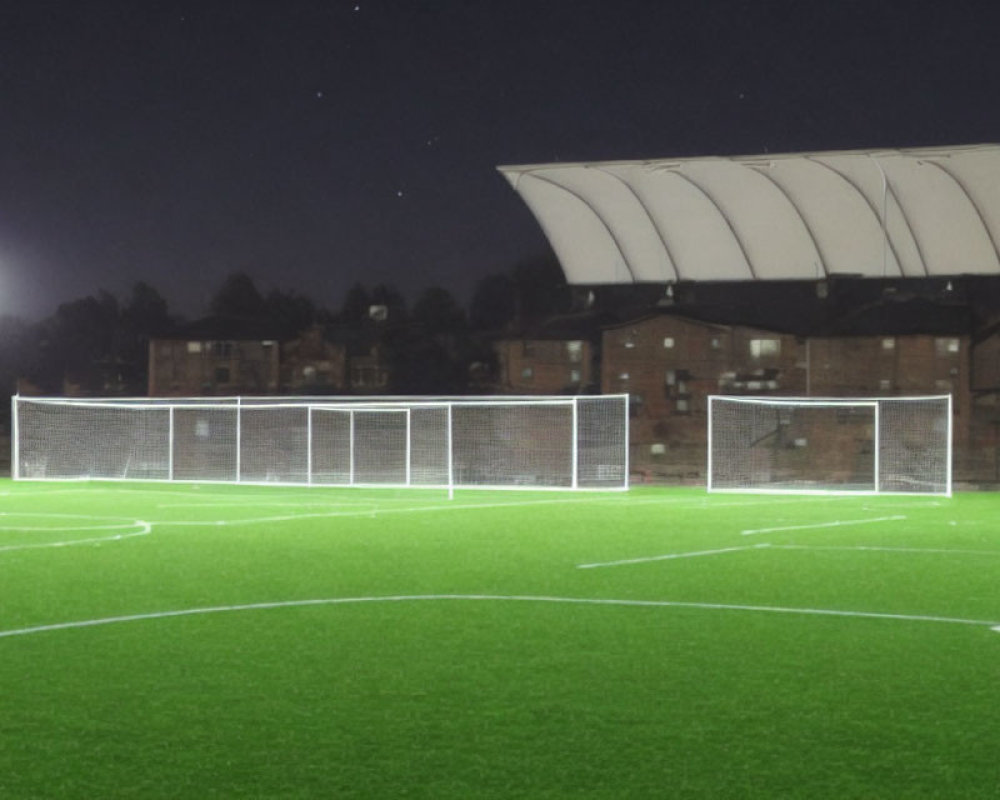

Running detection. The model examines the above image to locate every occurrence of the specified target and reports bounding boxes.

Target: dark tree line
[0,255,574,417]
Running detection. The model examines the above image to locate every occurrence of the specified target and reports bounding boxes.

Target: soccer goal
[11,394,629,492]
[707,395,952,496]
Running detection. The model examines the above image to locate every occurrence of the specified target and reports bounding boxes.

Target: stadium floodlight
[11,394,630,493]
[707,395,952,496]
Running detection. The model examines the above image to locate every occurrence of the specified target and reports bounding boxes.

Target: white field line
[1,593,998,640]
[576,541,1000,571]
[591,496,863,509]
[156,500,385,509]
[0,511,144,530]
[578,544,766,569]
[863,502,943,510]
[769,544,1000,558]
[0,487,168,498]
[146,497,618,527]
[0,521,151,553]
[149,495,885,527]
[741,515,907,536]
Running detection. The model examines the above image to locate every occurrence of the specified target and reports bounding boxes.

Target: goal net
[707,395,952,496]
[12,395,629,492]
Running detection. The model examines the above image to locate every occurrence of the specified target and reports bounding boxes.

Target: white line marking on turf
[156,500,383,509]
[576,542,1000,571]
[0,512,146,532]
[769,544,1000,558]
[741,515,907,536]
[1,594,998,639]
[577,544,769,569]
[0,521,151,553]
[147,497,609,528]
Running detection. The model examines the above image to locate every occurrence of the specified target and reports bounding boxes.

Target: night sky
[2,0,999,320]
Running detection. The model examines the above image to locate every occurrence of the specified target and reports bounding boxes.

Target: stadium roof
[498,144,1000,285]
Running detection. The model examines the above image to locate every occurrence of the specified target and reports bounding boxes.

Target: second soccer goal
[707,395,952,496]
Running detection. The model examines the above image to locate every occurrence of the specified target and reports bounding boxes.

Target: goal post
[11,394,630,492]
[707,395,952,496]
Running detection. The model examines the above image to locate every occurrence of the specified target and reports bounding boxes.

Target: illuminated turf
[1,481,998,798]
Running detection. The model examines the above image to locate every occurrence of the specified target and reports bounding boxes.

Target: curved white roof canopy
[498,144,1000,283]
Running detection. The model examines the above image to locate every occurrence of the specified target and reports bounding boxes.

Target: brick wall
[494,338,593,394]
[280,326,348,393]
[148,339,281,396]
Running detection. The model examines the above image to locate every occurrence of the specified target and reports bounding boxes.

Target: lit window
[710,337,721,350]
[879,379,892,391]
[650,443,666,455]
[749,339,780,358]
[624,340,636,349]
[676,397,690,413]
[666,369,676,386]
[663,337,674,349]
[187,341,202,354]
[619,372,630,381]
[566,341,583,362]
[569,368,581,384]
[303,366,317,380]
[935,337,960,356]
[882,338,895,350]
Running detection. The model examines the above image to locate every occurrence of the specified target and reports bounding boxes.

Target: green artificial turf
[1,481,999,798]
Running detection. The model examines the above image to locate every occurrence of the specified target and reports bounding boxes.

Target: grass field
[1,480,999,798]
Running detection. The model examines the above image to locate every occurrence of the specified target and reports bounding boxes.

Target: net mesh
[709,396,950,495]
[14,395,629,490]
[452,404,573,487]
[241,406,309,484]
[577,395,629,488]
[878,397,951,494]
[173,407,238,482]
[16,403,171,480]
[309,408,351,485]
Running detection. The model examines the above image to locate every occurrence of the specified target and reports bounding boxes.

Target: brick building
[147,317,282,396]
[148,318,389,397]
[593,295,977,482]
[492,314,603,395]
[279,325,348,394]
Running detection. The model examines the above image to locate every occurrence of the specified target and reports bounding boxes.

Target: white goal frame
[707,395,952,496]
[11,394,630,494]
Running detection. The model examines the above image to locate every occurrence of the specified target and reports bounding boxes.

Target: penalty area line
[577,544,768,569]
[741,515,907,536]
[1,593,998,639]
